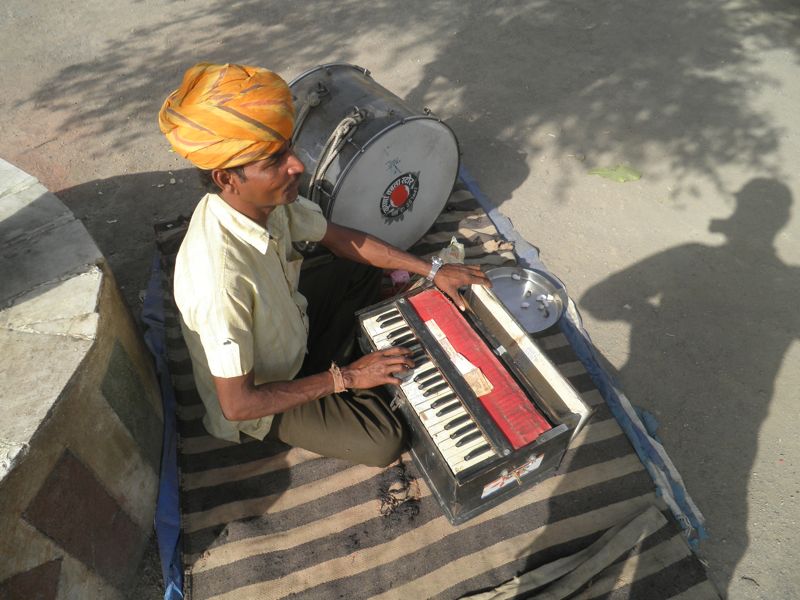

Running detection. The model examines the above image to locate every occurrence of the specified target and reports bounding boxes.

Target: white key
[373,333,415,351]
[435,420,481,444]
[452,447,495,473]
[408,390,457,413]
[437,429,486,454]
[428,412,474,438]
[416,392,460,415]
[400,365,436,385]
[400,377,451,403]
[362,311,403,337]
[441,436,488,467]
[371,323,413,344]
[419,402,468,429]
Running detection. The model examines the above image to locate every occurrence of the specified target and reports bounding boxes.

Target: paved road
[2,1,798,598]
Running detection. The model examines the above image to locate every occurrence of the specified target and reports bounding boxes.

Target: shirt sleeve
[287,196,328,243]
[196,286,255,379]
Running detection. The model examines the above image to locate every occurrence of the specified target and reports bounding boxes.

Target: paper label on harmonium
[425,319,494,396]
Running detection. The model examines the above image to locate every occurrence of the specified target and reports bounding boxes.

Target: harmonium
[357,279,593,525]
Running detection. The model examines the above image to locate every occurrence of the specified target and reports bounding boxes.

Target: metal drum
[289,64,460,250]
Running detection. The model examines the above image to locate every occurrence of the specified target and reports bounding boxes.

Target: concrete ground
[2,1,798,598]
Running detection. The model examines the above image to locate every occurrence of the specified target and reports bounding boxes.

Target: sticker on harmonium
[425,319,493,396]
[481,454,545,499]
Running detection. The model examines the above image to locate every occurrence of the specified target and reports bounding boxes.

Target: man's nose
[287,150,305,175]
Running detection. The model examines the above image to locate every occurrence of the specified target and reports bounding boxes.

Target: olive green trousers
[266,258,405,467]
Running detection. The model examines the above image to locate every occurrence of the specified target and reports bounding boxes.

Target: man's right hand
[341,347,415,389]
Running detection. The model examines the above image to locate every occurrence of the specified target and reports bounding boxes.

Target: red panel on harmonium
[407,289,551,449]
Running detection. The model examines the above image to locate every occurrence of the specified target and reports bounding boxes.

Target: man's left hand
[433,264,492,310]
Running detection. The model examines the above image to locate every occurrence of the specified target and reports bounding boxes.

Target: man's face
[226,143,306,214]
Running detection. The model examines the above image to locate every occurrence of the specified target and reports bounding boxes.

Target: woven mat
[155,183,718,600]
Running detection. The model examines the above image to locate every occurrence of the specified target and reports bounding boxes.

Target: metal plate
[485,267,568,333]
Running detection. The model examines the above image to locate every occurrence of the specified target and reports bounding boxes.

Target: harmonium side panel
[464,284,594,442]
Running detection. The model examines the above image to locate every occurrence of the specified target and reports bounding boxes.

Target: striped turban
[158,63,295,170]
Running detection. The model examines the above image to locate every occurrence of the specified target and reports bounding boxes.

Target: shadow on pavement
[56,169,204,311]
[580,178,799,594]
[21,0,800,206]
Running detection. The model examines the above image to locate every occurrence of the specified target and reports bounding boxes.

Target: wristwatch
[426,255,444,281]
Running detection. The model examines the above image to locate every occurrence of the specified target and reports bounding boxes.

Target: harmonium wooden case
[357,282,593,525]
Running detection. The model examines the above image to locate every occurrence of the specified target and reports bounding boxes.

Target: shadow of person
[579,178,799,594]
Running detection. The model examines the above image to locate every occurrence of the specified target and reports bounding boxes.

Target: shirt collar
[206,193,271,254]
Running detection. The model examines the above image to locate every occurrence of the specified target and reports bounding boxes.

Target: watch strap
[426,256,444,281]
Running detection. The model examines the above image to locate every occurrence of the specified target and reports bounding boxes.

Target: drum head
[331,118,459,250]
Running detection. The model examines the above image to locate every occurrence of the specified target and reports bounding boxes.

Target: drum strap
[309,108,366,211]
[292,108,366,256]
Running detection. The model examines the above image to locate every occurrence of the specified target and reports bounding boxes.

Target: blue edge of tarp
[141,254,184,600]
[142,166,707,598]
[457,165,708,549]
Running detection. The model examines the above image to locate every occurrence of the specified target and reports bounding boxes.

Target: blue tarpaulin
[142,254,184,600]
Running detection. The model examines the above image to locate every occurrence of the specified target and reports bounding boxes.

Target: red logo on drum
[380,172,419,218]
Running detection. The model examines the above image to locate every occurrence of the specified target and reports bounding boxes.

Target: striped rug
[155,184,718,599]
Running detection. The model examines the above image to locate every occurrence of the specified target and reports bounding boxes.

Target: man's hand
[433,263,492,310]
[341,347,415,389]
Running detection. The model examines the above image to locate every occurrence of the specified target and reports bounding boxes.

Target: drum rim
[328,115,461,220]
[288,62,370,87]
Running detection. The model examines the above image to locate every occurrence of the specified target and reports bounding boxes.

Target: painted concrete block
[0,266,102,339]
[0,558,62,600]
[1,218,103,306]
[0,160,162,598]
[102,340,163,472]
[0,328,93,481]
[23,450,146,591]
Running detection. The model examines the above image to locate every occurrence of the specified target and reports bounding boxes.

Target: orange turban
[158,63,295,170]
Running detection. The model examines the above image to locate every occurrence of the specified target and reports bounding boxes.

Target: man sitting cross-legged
[159,63,489,467]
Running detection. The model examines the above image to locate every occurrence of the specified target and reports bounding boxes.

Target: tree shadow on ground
[20,0,800,203]
[580,178,799,594]
[57,169,204,311]
[37,0,800,312]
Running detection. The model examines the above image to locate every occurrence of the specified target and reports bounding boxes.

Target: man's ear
[212,168,237,194]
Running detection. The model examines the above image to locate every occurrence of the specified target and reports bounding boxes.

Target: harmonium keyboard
[357,282,593,525]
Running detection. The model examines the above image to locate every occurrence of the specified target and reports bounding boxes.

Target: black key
[455,431,483,447]
[387,327,411,340]
[380,315,405,329]
[443,414,471,430]
[463,444,492,462]
[435,401,461,417]
[412,367,436,383]
[412,357,431,370]
[376,309,400,322]
[449,422,478,439]
[429,393,457,409]
[410,348,427,362]
[391,333,416,346]
[407,342,423,354]
[418,375,443,389]
[423,382,449,397]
